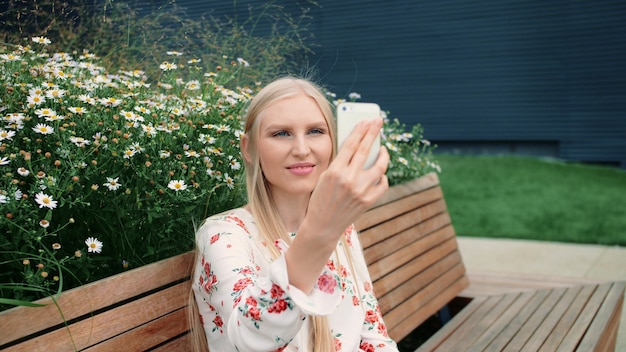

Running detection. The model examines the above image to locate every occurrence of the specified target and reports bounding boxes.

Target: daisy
[0,53,21,61]
[17,167,29,176]
[85,237,103,254]
[100,97,122,107]
[45,88,66,99]
[223,173,235,190]
[68,106,87,114]
[0,194,7,204]
[0,129,15,141]
[236,57,250,67]
[159,62,177,71]
[134,106,151,114]
[184,150,200,158]
[159,150,171,159]
[69,136,90,147]
[228,156,241,170]
[32,123,54,135]
[34,192,58,209]
[103,177,122,191]
[27,94,46,106]
[35,108,57,119]
[185,80,201,90]
[52,242,61,249]
[141,124,157,137]
[167,180,187,192]
[198,134,216,144]
[32,36,51,45]
[187,58,201,64]
[123,149,137,159]
[166,51,183,56]
[0,157,9,166]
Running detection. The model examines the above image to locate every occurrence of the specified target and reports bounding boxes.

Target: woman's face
[253,93,333,198]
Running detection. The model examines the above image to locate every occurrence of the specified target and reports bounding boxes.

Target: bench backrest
[356,172,469,342]
[0,172,467,350]
[0,251,194,351]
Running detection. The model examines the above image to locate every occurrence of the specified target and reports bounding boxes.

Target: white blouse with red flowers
[192,207,399,352]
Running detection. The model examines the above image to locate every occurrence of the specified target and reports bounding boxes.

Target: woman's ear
[240,133,252,164]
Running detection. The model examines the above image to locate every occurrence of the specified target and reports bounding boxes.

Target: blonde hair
[189,76,356,352]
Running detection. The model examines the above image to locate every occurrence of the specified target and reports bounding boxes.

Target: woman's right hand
[286,119,389,293]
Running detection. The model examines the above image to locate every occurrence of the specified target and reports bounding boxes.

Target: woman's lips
[287,163,315,176]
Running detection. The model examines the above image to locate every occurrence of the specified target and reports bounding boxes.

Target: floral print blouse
[192,207,399,352]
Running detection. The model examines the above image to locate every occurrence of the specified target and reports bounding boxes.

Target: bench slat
[83,307,189,352]
[3,281,189,352]
[0,251,194,348]
[538,285,596,352]
[575,282,625,352]
[363,203,450,266]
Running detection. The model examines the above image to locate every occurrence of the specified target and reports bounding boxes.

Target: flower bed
[0,38,439,309]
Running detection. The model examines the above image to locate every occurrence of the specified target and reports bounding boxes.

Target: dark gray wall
[148,0,626,167]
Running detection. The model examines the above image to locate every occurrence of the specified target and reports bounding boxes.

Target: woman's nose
[291,136,311,156]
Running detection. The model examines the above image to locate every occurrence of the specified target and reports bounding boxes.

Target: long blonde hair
[189,76,352,352]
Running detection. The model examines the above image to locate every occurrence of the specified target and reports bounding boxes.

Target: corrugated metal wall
[146,0,626,167]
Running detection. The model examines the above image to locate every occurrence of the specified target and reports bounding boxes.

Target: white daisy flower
[85,237,103,254]
[27,94,46,106]
[167,180,187,192]
[32,36,51,45]
[159,62,177,71]
[34,192,58,209]
[103,177,122,191]
[0,194,7,204]
[32,123,54,135]
[0,157,9,166]
[224,173,235,190]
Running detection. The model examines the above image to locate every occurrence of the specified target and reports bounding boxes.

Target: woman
[191,76,398,351]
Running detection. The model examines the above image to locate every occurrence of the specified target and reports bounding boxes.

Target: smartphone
[336,102,382,169]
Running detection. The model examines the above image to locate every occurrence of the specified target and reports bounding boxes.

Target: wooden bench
[0,173,623,351]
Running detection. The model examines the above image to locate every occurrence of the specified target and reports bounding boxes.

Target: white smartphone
[336,102,382,169]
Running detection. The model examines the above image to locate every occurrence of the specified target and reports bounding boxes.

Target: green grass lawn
[435,155,626,246]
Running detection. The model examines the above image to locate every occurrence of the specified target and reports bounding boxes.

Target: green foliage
[0,0,317,87]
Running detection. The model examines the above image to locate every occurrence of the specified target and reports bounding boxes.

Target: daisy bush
[0,38,439,309]
[0,38,250,307]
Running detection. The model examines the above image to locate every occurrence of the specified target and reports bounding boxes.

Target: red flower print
[227,215,250,234]
[270,283,285,298]
[239,266,254,275]
[352,295,360,306]
[233,277,253,292]
[327,260,336,271]
[317,273,337,294]
[210,233,220,244]
[246,296,258,307]
[248,307,261,321]
[271,345,288,352]
[213,315,223,328]
[364,281,372,292]
[340,265,348,278]
[364,310,378,324]
[378,322,389,336]
[268,299,289,313]
[360,342,375,352]
[334,337,342,351]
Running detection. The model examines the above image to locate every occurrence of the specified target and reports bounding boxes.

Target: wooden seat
[417,282,625,352]
[0,173,623,351]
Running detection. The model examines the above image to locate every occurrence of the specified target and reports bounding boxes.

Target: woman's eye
[309,128,325,135]
[273,131,290,137]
